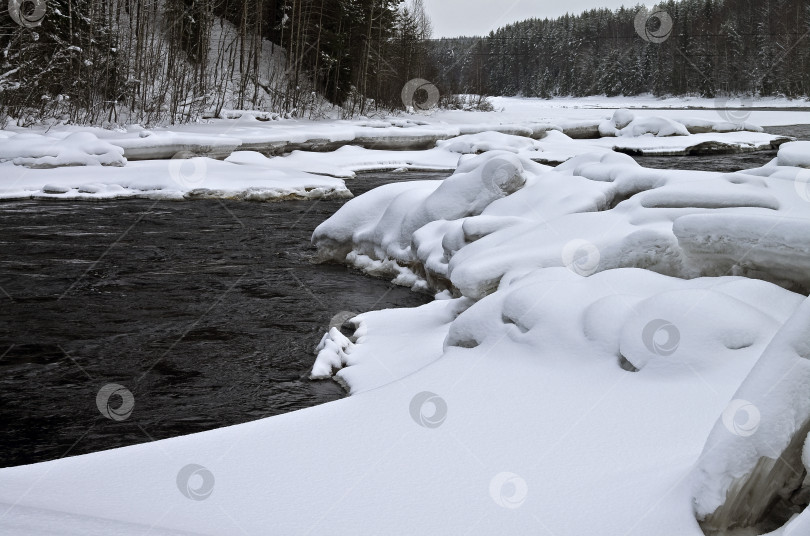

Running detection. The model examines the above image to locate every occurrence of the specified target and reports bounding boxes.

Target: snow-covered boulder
[314,147,810,300]
[436,131,543,155]
[691,295,810,534]
[312,151,540,280]
[777,141,810,168]
[0,132,126,167]
[599,109,690,137]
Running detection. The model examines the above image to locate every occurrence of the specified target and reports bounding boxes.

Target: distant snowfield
[484,95,810,128]
[1,102,810,535]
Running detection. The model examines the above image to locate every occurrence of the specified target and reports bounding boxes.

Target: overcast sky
[423,0,636,38]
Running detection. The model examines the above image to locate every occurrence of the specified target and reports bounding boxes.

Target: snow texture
[692,295,810,532]
[314,149,810,299]
[0,132,126,168]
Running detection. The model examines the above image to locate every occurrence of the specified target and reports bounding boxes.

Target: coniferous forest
[0,0,433,123]
[429,0,810,100]
[1,0,808,125]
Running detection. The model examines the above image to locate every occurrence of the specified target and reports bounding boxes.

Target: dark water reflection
[0,172,435,467]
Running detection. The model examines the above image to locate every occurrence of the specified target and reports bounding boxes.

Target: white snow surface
[0,102,792,203]
[483,96,810,128]
[1,103,791,166]
[85,112,788,160]
[692,294,810,520]
[306,138,810,534]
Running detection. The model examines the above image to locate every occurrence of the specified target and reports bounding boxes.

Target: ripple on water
[0,172,436,468]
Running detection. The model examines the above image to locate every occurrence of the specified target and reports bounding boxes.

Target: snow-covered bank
[97,111,777,160]
[305,138,810,534]
[489,95,810,111]
[485,96,810,129]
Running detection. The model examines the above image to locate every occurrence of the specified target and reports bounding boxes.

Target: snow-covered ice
[0,101,795,203]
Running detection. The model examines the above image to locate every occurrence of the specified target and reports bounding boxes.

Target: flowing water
[0,173,435,468]
[2,125,807,468]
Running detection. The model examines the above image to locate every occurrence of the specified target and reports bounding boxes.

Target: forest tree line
[427,0,810,99]
[0,0,432,124]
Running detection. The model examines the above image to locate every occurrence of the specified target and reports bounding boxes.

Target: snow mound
[600,109,690,137]
[0,132,126,168]
[436,131,543,154]
[314,150,810,299]
[777,142,810,168]
[444,268,794,368]
[596,109,768,142]
[312,151,543,274]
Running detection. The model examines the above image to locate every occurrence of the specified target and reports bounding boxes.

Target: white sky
[423,0,636,38]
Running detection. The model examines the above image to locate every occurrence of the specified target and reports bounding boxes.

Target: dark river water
[2,124,808,468]
[0,173,434,468]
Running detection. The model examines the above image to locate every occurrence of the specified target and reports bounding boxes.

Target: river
[2,125,808,467]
